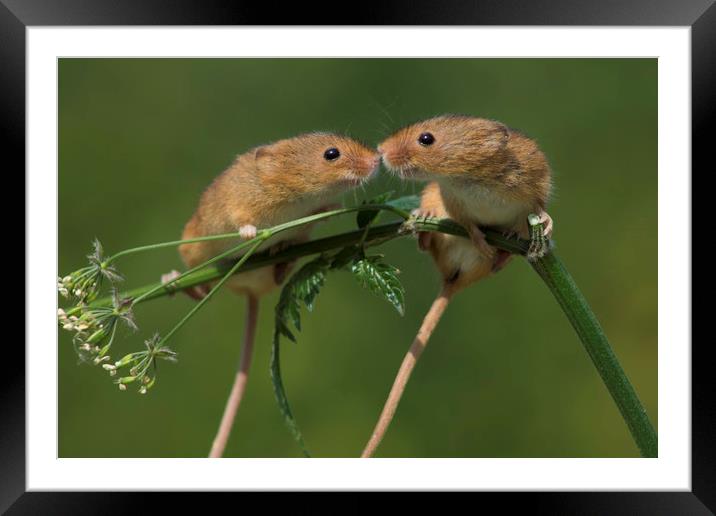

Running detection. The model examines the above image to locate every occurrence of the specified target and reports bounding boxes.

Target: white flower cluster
[56,270,100,304]
[58,239,178,395]
[58,307,112,363]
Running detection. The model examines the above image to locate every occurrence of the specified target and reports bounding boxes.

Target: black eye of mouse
[324,148,340,161]
[418,132,435,146]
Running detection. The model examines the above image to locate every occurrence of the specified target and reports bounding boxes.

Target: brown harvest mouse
[361,115,553,457]
[167,132,379,458]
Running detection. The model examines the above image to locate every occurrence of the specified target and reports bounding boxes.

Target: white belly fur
[442,234,488,271]
[448,181,526,229]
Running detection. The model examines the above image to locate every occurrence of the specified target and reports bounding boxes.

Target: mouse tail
[361,285,454,458]
[209,294,259,458]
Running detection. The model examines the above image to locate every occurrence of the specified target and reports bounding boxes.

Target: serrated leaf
[274,257,329,338]
[276,320,296,342]
[270,256,330,456]
[270,330,310,457]
[356,191,394,229]
[351,255,406,316]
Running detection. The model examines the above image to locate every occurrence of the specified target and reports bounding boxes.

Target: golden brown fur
[379,114,553,292]
[361,116,554,456]
[418,182,495,293]
[379,115,551,201]
[182,132,378,458]
[180,132,379,296]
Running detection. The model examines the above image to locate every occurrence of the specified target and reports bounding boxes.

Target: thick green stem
[530,251,658,457]
[86,219,526,308]
[106,203,410,264]
[66,208,656,457]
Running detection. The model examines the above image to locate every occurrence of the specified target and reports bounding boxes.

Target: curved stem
[156,238,264,348]
[530,251,658,457]
[61,205,657,457]
[79,220,528,310]
[132,235,259,304]
[106,203,410,263]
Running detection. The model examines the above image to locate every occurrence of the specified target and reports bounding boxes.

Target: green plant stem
[105,203,411,263]
[63,203,411,318]
[530,251,658,458]
[132,233,260,304]
[157,238,265,347]
[68,210,656,458]
[84,220,526,309]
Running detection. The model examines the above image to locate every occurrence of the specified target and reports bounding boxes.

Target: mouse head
[378,115,509,181]
[256,132,380,198]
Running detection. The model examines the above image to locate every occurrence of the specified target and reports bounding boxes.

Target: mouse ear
[481,122,510,153]
[254,145,273,160]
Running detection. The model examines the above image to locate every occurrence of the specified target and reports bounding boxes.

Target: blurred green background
[59,59,657,458]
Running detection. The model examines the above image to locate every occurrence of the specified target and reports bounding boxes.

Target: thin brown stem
[209,294,259,458]
[361,285,453,458]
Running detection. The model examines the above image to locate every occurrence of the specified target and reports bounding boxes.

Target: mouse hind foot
[492,249,514,273]
[411,207,439,251]
[525,210,553,261]
[467,223,496,259]
[161,269,209,301]
[267,240,298,286]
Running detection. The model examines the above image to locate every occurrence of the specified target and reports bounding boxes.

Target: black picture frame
[6,0,710,512]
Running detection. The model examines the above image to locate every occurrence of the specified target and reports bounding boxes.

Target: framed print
[8,0,712,511]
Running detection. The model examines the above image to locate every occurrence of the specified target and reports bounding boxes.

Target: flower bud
[87,328,107,344]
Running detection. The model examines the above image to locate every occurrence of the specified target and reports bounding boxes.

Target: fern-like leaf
[270,256,330,456]
[351,255,406,316]
[270,329,309,456]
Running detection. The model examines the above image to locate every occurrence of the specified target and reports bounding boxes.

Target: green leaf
[274,257,329,337]
[351,255,406,316]
[356,191,394,229]
[329,245,363,271]
[270,329,310,457]
[386,194,420,213]
[276,319,296,342]
[270,255,330,456]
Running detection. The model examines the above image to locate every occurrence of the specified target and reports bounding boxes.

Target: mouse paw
[268,240,293,256]
[411,208,437,251]
[239,224,258,240]
[526,211,553,261]
[467,223,496,258]
[534,209,553,239]
[273,260,297,285]
[161,270,181,294]
[410,207,438,221]
[161,269,208,301]
[491,249,514,273]
[417,232,433,252]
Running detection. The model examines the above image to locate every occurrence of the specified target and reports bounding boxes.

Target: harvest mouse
[361,115,553,456]
[168,132,379,457]
[380,114,552,251]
